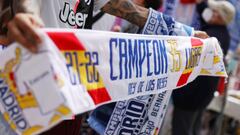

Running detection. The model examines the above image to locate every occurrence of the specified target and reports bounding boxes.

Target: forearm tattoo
[102,0,149,28]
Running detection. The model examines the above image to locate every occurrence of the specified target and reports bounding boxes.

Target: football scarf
[0,28,226,135]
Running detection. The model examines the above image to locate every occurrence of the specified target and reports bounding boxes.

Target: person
[88,1,164,134]
[0,0,209,51]
[172,1,236,135]
[111,0,162,33]
[197,0,235,55]
[0,0,208,135]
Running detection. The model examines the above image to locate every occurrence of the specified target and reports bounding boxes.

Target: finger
[194,31,209,39]
[202,33,209,39]
[30,15,45,28]
[113,25,121,32]
[14,14,42,44]
[8,21,38,53]
[201,32,209,38]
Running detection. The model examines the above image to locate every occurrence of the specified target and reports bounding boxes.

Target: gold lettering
[167,40,181,72]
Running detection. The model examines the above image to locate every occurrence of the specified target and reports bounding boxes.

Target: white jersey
[40,0,109,29]
[0,45,4,50]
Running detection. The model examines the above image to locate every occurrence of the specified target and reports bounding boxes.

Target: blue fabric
[163,0,179,17]
[190,9,201,30]
[0,45,5,50]
[0,46,16,135]
[88,104,115,135]
[0,113,17,135]
[142,8,194,36]
[87,113,105,135]
[228,0,240,51]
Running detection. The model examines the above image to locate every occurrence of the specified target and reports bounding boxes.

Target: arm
[101,0,148,28]
[102,0,208,38]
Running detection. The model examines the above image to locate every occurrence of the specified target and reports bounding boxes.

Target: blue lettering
[119,128,133,135]
[128,83,137,95]
[138,40,146,78]
[128,100,144,112]
[65,52,78,85]
[119,100,145,134]
[0,79,28,130]
[153,40,161,75]
[145,79,155,91]
[119,38,128,80]
[0,85,7,98]
[160,41,168,74]
[146,40,153,76]
[110,38,118,80]
[128,39,139,78]
[109,38,168,81]
[137,81,144,93]
[85,52,93,83]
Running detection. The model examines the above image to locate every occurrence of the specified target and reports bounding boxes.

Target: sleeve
[94,0,110,11]
[142,8,194,36]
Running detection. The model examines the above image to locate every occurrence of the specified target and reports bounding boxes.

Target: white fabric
[105,90,173,135]
[0,45,4,51]
[93,12,116,31]
[40,0,109,28]
[0,29,227,135]
[103,9,195,135]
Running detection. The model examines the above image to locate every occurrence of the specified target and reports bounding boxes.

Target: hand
[7,13,44,53]
[194,31,209,39]
[112,25,121,32]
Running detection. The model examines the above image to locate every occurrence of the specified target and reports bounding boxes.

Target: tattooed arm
[102,0,208,38]
[101,0,148,27]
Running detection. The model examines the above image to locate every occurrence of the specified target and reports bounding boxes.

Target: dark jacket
[172,2,230,111]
